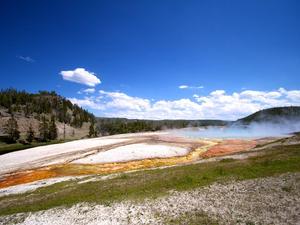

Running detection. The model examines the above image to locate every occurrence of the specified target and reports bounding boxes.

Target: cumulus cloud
[179,85,204,89]
[17,55,35,63]
[60,68,101,87]
[68,88,300,120]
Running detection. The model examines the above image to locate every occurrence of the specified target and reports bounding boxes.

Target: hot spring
[170,122,300,139]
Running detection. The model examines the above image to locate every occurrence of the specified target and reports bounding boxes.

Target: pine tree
[39,116,49,142]
[48,115,58,140]
[4,114,20,143]
[26,124,35,143]
[88,115,98,138]
[89,123,95,137]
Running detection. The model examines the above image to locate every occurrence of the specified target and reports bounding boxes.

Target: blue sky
[1,0,300,119]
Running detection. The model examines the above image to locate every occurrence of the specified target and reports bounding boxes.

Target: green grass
[0,139,72,155]
[0,144,299,216]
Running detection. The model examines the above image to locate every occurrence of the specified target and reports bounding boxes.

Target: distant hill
[0,88,94,139]
[236,106,300,124]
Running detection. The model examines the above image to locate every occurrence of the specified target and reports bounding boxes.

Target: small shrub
[220,158,236,163]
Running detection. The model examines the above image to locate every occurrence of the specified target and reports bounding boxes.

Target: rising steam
[171,119,300,139]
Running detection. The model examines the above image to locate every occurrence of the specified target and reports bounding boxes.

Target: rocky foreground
[1,172,299,225]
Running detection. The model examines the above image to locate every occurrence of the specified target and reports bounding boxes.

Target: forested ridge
[0,89,96,145]
[0,88,94,128]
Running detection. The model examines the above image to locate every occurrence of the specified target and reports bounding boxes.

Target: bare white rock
[72,143,189,164]
[0,137,131,174]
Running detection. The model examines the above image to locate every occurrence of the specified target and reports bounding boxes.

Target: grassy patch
[163,211,219,225]
[0,144,299,216]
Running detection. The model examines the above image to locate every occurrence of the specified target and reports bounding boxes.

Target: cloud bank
[60,68,101,87]
[69,88,300,120]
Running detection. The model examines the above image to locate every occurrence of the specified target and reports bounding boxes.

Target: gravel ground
[1,172,299,225]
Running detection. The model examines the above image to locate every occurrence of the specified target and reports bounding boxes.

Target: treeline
[97,118,228,136]
[0,88,94,127]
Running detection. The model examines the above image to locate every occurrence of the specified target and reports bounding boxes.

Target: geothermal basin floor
[0,131,270,191]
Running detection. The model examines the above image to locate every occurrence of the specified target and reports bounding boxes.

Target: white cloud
[17,55,35,63]
[68,88,300,120]
[99,90,151,111]
[179,85,189,89]
[83,88,95,94]
[68,97,105,110]
[60,68,101,87]
[286,90,300,101]
[179,85,204,89]
[77,88,96,94]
